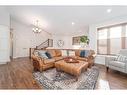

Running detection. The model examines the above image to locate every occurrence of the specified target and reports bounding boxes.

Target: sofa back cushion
[115,54,127,62]
[75,50,81,56]
[47,50,56,57]
[55,49,62,57]
[119,49,127,56]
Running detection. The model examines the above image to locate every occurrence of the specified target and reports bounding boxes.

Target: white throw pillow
[61,50,68,56]
[68,51,75,56]
[33,50,39,56]
[115,54,127,62]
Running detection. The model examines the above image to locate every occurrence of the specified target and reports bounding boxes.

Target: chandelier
[32,20,42,33]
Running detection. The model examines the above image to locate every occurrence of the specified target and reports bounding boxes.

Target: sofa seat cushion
[77,56,88,61]
[69,56,77,59]
[109,61,125,68]
[44,59,55,64]
[54,56,63,61]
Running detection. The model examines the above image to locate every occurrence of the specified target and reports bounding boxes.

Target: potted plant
[80,36,89,48]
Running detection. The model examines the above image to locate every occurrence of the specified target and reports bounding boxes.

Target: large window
[97,24,127,55]
[97,29,107,54]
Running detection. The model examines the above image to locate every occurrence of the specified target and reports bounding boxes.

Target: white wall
[52,35,73,49]
[89,15,127,65]
[0,25,10,63]
[52,28,89,49]
[11,19,52,58]
[0,7,10,27]
[0,7,10,64]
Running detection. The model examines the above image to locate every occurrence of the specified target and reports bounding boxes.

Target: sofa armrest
[32,55,44,67]
[105,56,117,67]
[125,60,127,73]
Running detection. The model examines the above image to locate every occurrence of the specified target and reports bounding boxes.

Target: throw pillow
[45,52,52,59]
[33,50,39,56]
[61,50,68,56]
[85,50,90,57]
[68,51,75,56]
[38,50,48,59]
[115,54,127,62]
[80,50,85,57]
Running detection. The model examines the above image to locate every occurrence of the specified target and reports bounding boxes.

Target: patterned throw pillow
[61,50,68,56]
[38,50,48,59]
[115,54,127,62]
[68,51,75,56]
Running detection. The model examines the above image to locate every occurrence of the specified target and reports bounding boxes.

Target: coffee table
[55,60,88,81]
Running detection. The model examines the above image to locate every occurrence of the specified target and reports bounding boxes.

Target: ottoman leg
[75,76,78,81]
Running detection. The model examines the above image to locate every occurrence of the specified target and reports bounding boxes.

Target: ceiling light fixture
[32,20,42,33]
[72,22,75,25]
[107,9,112,13]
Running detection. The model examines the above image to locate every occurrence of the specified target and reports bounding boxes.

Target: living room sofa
[105,49,127,73]
[32,49,95,72]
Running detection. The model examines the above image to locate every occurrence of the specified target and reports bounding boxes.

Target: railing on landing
[36,39,53,49]
[29,39,53,59]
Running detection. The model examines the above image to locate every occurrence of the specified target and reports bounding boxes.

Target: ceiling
[5,6,127,35]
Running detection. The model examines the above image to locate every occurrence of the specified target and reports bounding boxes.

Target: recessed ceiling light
[72,22,75,25]
[107,9,112,13]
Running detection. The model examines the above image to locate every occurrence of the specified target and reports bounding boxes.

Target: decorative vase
[80,43,87,48]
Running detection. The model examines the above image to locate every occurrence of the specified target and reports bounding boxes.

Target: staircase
[36,39,53,49]
[29,39,53,58]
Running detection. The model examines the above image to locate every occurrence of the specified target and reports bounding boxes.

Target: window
[125,25,127,48]
[97,24,127,55]
[97,29,107,54]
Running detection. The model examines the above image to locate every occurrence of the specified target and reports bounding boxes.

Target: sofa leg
[106,67,109,72]
[33,67,37,71]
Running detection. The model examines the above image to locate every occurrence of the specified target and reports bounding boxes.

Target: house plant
[80,36,89,48]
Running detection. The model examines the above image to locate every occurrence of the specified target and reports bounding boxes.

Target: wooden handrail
[36,39,53,49]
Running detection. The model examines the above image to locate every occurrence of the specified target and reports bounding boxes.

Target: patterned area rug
[33,66,99,89]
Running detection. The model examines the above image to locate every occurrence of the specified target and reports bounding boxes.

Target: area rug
[33,66,99,89]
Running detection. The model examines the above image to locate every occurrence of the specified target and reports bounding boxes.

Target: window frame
[97,23,127,55]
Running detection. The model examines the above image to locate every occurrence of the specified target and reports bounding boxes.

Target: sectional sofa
[31,49,95,72]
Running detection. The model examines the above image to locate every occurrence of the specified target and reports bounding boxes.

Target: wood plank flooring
[0,57,40,89]
[0,57,127,89]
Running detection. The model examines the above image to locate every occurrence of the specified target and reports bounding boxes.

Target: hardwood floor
[0,57,40,89]
[0,57,127,89]
[95,64,127,89]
